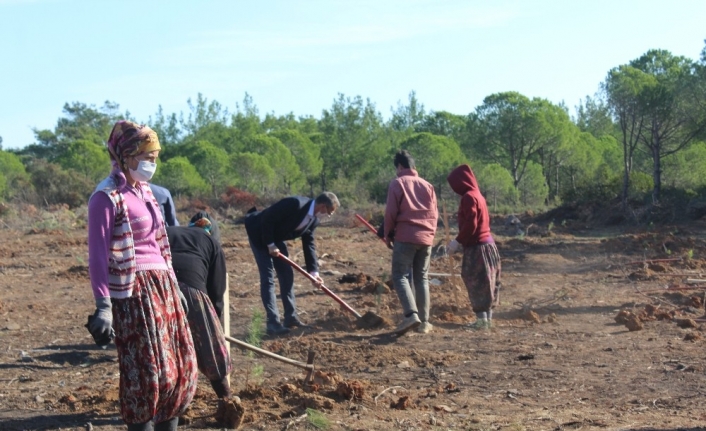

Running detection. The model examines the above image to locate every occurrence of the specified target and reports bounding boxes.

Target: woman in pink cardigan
[86,121,197,431]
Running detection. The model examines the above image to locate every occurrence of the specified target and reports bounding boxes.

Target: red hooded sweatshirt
[447,164,493,246]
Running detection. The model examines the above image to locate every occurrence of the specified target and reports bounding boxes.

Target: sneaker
[283,317,309,328]
[266,322,291,336]
[395,313,421,336]
[417,321,433,334]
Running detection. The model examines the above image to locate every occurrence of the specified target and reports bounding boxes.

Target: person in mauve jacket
[383,150,438,336]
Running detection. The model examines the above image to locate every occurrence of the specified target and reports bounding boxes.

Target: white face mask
[315,211,329,219]
[129,160,157,182]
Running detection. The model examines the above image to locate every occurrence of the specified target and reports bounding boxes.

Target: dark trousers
[248,238,297,324]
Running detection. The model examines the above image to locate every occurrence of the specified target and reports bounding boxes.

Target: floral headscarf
[189,211,221,243]
[107,120,161,169]
[189,215,212,232]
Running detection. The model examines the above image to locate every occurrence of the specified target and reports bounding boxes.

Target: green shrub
[25,159,93,208]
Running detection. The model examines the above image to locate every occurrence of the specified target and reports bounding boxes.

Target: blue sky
[1,0,705,149]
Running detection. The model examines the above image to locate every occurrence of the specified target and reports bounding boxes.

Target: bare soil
[2,213,706,431]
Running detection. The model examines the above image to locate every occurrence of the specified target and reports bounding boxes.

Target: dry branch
[625,258,682,265]
[374,386,405,405]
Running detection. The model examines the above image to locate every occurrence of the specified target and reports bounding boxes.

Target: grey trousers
[391,241,431,322]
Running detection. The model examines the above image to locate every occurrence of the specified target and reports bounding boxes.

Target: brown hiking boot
[216,396,245,429]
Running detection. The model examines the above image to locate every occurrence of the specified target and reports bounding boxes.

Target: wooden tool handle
[277,254,362,319]
[355,214,386,244]
[225,335,313,371]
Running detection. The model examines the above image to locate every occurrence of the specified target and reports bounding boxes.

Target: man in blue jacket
[244,192,339,336]
[149,183,179,227]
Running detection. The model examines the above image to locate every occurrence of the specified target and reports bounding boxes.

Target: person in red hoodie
[446,164,502,329]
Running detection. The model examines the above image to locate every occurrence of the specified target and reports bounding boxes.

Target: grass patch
[306,408,330,430]
[246,308,264,349]
[249,364,264,384]
[244,309,266,385]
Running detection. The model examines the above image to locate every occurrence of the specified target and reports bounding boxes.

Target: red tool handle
[277,254,362,319]
[355,214,386,244]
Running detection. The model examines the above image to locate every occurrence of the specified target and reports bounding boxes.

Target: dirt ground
[2,210,706,431]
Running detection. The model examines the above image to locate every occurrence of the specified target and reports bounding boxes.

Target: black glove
[86,297,114,347]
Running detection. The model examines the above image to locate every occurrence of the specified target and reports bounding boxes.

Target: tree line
[1,44,706,217]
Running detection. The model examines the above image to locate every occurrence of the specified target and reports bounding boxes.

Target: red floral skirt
[179,283,232,383]
[461,243,502,313]
[112,270,198,424]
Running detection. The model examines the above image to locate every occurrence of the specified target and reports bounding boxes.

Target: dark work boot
[266,321,290,336]
[127,421,154,431]
[154,417,178,431]
[283,316,309,328]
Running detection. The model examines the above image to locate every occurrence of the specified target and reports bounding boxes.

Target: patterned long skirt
[179,283,232,385]
[112,270,198,424]
[461,242,502,313]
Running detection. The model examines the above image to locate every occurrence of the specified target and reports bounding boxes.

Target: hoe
[277,254,384,329]
[224,334,317,386]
